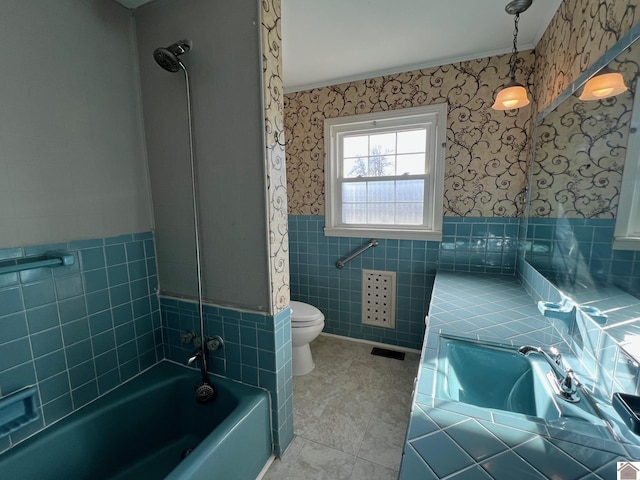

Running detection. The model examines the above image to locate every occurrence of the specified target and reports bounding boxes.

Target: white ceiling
[282,0,563,93]
[113,0,563,94]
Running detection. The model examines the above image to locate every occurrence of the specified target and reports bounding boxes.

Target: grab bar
[0,252,75,276]
[336,239,378,269]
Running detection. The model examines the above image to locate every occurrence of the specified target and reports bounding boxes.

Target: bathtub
[0,361,272,480]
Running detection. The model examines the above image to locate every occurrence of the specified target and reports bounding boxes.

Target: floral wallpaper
[284,52,535,218]
[261,0,289,313]
[529,0,640,219]
[284,0,640,220]
[530,87,635,218]
[534,0,638,113]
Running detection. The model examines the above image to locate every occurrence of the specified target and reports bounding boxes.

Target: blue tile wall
[0,232,161,454]
[524,218,640,297]
[288,215,519,350]
[159,297,293,456]
[517,258,640,400]
[440,217,519,275]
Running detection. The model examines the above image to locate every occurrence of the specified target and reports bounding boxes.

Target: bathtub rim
[0,360,274,478]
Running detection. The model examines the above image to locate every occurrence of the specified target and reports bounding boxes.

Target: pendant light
[579,67,628,101]
[492,0,532,111]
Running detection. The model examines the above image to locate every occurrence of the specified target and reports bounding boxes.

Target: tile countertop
[399,272,640,480]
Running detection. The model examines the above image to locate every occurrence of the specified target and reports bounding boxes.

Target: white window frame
[324,104,447,241]
[614,87,640,250]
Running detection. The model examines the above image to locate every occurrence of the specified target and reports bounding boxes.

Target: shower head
[153,40,192,73]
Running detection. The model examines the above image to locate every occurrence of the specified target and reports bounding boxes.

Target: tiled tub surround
[289,215,519,350]
[0,232,161,455]
[400,273,640,480]
[159,297,294,456]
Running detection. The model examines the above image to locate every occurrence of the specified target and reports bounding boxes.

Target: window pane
[368,155,395,177]
[396,180,424,202]
[327,104,446,234]
[367,181,395,202]
[368,203,395,224]
[342,203,367,224]
[397,129,426,154]
[343,135,368,158]
[396,203,423,225]
[369,133,396,155]
[397,153,426,175]
[343,157,367,177]
[342,182,367,202]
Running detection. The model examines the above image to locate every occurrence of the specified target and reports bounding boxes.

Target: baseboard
[255,455,276,480]
[319,332,421,354]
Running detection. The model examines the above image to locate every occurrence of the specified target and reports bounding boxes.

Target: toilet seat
[291,301,324,327]
[292,319,323,327]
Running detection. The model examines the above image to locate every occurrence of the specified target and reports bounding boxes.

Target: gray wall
[0,0,153,248]
[135,0,271,311]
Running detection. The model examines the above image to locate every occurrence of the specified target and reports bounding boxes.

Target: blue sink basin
[436,336,541,416]
[435,335,612,438]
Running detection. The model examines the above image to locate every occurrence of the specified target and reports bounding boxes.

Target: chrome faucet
[187,349,202,366]
[518,345,581,403]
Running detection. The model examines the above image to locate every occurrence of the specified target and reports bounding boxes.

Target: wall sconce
[579,68,628,101]
[492,0,532,111]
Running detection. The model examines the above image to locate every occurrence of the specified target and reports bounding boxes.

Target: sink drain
[181,448,194,460]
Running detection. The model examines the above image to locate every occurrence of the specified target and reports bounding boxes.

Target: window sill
[613,237,640,251]
[324,226,442,242]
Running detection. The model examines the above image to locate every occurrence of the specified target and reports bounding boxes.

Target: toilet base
[292,344,315,376]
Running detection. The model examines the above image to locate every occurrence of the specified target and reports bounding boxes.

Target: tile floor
[264,334,420,480]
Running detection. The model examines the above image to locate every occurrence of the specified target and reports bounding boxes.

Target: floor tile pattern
[264,335,420,480]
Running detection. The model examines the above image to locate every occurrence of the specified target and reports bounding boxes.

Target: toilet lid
[290,301,324,325]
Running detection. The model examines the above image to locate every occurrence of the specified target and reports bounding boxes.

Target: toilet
[290,301,325,375]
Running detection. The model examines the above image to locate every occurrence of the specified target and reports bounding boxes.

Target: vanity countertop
[399,272,640,480]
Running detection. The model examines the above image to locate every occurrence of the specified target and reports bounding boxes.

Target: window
[324,104,447,240]
[614,88,640,250]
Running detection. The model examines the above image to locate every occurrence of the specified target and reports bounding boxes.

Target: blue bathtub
[0,361,272,479]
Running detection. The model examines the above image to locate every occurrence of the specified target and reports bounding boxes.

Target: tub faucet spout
[187,349,201,366]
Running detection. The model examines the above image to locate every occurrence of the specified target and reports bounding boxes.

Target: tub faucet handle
[181,331,196,344]
[206,335,224,352]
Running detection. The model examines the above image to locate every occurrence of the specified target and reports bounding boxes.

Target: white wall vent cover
[362,269,396,329]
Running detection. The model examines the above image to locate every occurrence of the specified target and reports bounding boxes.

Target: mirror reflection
[525,39,640,302]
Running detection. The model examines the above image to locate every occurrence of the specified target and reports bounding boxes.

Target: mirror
[524,26,640,355]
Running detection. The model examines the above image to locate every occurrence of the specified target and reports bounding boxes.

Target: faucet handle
[206,335,224,352]
[549,346,562,367]
[181,331,196,344]
[561,373,573,393]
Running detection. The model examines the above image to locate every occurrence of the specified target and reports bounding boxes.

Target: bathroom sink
[435,335,612,438]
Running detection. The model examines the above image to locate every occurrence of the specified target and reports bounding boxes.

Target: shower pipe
[153,40,214,403]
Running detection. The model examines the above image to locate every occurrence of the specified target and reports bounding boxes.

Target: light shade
[579,71,628,101]
[492,83,530,110]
